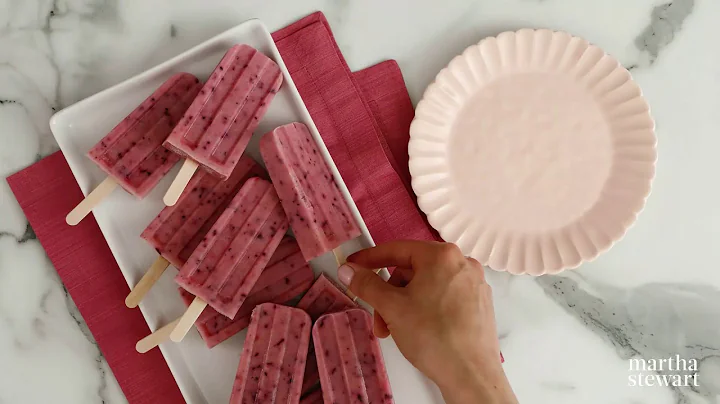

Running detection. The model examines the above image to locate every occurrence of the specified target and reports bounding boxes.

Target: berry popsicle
[163,44,283,206]
[182,236,314,348]
[170,177,289,341]
[229,303,311,404]
[260,122,362,261]
[313,309,394,404]
[136,237,314,353]
[297,275,357,396]
[67,73,202,225]
[126,156,264,308]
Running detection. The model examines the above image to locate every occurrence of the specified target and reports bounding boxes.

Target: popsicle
[314,309,394,404]
[260,122,362,261]
[182,236,314,348]
[297,274,357,395]
[229,303,311,404]
[170,177,289,341]
[163,44,283,206]
[66,73,202,225]
[126,155,264,308]
[135,236,313,353]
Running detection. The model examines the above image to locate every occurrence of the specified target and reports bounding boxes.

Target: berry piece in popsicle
[67,72,202,225]
[170,177,289,341]
[260,122,361,261]
[125,156,265,308]
[313,309,394,404]
[229,303,311,404]
[163,44,283,206]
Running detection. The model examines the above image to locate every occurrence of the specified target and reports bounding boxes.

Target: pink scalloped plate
[409,29,656,275]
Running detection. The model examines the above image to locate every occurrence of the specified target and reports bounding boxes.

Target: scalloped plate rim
[409,28,657,276]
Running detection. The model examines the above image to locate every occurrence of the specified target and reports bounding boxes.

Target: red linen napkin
[7,152,186,404]
[273,12,437,244]
[7,11,435,403]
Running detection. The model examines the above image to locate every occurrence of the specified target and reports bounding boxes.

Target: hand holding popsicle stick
[339,240,517,404]
[331,248,359,302]
[66,177,119,225]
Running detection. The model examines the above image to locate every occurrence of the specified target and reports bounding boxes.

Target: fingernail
[337,264,355,286]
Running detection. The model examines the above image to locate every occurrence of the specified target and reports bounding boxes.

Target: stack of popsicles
[163,44,283,206]
[66,72,203,225]
[297,274,358,397]
[72,41,399,403]
[229,302,393,404]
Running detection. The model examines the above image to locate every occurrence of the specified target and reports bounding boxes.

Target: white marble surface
[1,0,719,403]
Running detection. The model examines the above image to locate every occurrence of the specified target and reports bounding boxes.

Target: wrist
[434,357,516,404]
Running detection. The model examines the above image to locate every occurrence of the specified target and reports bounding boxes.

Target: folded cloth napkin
[273,12,438,244]
[7,152,186,404]
[7,11,435,403]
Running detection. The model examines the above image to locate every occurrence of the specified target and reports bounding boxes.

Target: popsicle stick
[170,296,207,342]
[66,177,119,225]
[136,318,181,353]
[332,248,347,266]
[125,256,171,308]
[163,159,198,206]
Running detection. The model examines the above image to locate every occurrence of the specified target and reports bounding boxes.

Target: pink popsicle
[88,72,201,197]
[297,274,356,321]
[175,177,289,319]
[164,44,283,180]
[260,122,362,260]
[313,309,394,404]
[178,236,314,348]
[297,274,357,396]
[229,303,311,404]
[142,155,264,268]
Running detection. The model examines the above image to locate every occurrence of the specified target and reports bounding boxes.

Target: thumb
[337,262,404,316]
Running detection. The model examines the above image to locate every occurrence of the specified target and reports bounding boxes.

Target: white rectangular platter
[50,19,440,404]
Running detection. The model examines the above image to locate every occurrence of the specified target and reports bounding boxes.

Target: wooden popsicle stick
[125,256,171,308]
[163,159,198,206]
[66,177,119,225]
[136,318,181,353]
[170,296,207,342]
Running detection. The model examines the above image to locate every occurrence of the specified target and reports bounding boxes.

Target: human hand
[338,240,517,404]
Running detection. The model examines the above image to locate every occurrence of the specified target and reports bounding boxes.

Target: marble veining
[1,0,720,403]
[635,0,696,64]
[538,274,720,403]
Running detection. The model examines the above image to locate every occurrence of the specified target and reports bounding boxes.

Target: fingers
[373,312,390,338]
[348,240,462,271]
[388,267,413,287]
[337,262,404,317]
[465,257,486,282]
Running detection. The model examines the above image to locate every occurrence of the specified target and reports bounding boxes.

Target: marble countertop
[2,0,719,403]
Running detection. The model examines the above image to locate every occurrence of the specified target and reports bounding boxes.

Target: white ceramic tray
[51,19,438,404]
